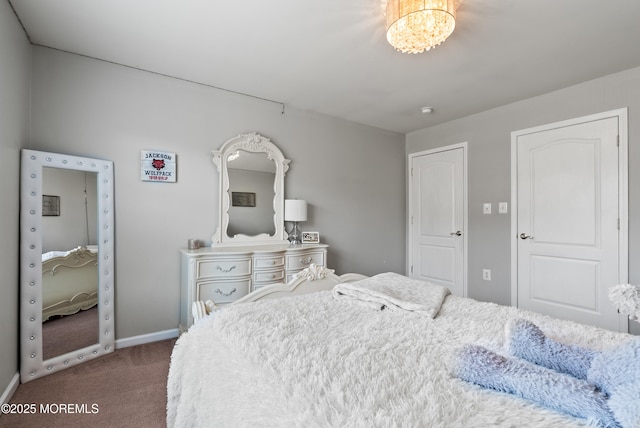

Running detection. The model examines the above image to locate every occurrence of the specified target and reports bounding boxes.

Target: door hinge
[410,216,413,225]
[410,265,413,274]
[617,218,620,230]
[617,135,620,147]
[411,167,413,177]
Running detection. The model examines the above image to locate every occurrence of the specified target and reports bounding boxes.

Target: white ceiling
[10,0,640,134]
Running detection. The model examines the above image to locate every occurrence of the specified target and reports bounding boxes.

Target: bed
[167,265,639,428]
[41,245,98,321]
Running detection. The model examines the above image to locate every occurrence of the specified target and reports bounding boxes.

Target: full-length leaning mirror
[212,132,290,245]
[20,149,115,382]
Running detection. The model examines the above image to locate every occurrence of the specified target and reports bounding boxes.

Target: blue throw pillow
[506,319,595,380]
[588,338,640,428]
[453,344,619,428]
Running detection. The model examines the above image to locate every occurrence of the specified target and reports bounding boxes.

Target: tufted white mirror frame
[20,149,115,382]
[211,132,290,245]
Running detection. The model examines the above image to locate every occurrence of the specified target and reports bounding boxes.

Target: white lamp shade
[284,199,307,222]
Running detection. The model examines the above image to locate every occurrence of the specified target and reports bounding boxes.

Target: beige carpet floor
[3,338,176,428]
[42,307,99,360]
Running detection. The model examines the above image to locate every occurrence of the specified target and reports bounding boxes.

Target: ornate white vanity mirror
[20,149,115,382]
[212,132,290,245]
[179,132,327,329]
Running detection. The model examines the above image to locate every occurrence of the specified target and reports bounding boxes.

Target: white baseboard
[1,373,20,405]
[115,328,179,349]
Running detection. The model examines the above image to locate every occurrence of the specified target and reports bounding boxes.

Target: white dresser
[179,243,328,330]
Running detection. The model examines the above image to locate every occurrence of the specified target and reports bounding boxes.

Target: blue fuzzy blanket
[452,319,640,428]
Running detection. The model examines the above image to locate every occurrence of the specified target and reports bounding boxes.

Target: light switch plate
[483,203,492,214]
[498,202,508,214]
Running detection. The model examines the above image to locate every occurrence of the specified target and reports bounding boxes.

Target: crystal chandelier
[385,0,457,54]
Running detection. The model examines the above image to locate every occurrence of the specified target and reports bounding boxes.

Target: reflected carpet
[42,307,98,360]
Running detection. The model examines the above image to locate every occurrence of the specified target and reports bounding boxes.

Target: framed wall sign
[42,195,60,216]
[141,150,177,182]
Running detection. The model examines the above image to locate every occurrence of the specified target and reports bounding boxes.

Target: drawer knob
[214,287,236,297]
[215,265,236,273]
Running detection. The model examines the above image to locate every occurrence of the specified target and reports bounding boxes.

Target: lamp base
[288,222,302,245]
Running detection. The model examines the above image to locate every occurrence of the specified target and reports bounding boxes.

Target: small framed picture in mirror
[42,195,60,216]
[232,192,256,207]
[302,231,319,244]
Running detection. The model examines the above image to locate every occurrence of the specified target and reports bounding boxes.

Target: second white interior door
[409,145,466,297]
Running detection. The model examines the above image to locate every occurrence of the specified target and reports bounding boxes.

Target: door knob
[450,231,462,236]
[519,233,533,240]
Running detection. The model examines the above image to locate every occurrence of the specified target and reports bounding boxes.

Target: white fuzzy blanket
[332,272,450,318]
[167,291,629,427]
[609,284,640,321]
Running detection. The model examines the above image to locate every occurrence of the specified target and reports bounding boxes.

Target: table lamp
[284,199,307,244]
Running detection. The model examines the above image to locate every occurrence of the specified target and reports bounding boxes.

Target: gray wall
[42,168,98,252]
[406,66,640,333]
[0,1,31,401]
[29,46,406,339]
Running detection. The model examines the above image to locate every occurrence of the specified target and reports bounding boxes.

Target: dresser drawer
[254,255,285,270]
[286,250,325,270]
[197,278,251,304]
[254,268,285,284]
[181,244,328,330]
[196,258,251,279]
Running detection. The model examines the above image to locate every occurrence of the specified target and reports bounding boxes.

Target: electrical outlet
[483,203,492,214]
[498,202,508,214]
[482,269,491,281]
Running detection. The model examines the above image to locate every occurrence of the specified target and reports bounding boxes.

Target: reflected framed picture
[42,195,60,216]
[302,231,319,244]
[232,192,256,207]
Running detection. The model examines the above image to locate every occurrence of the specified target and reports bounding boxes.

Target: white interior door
[409,145,466,297]
[512,112,627,332]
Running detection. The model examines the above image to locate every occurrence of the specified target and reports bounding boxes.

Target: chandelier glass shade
[385,0,456,54]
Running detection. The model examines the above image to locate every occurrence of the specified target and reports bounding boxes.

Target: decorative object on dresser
[285,199,307,244]
[302,231,320,244]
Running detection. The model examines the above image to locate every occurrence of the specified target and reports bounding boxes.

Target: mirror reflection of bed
[41,246,99,360]
[41,167,99,361]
